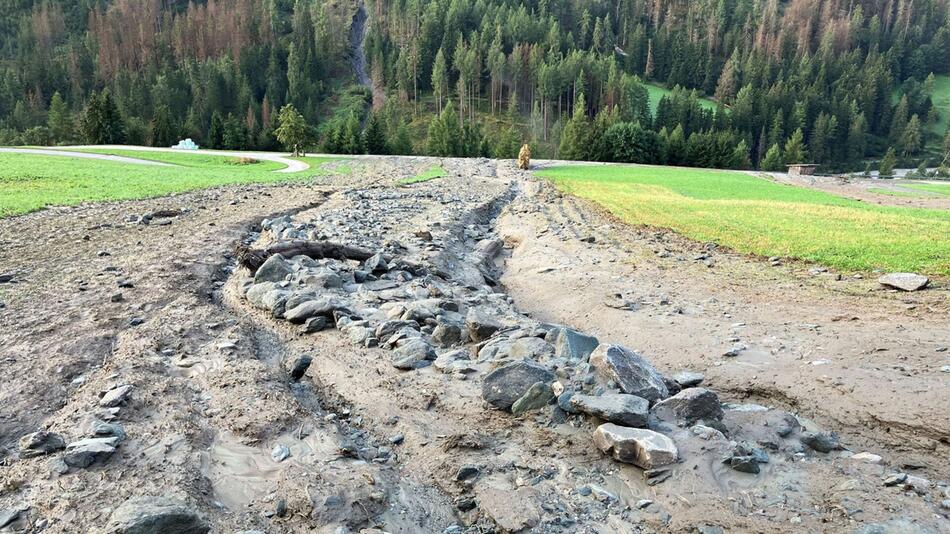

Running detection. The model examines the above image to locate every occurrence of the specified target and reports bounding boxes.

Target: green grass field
[399,166,447,185]
[905,182,950,196]
[867,187,926,198]
[644,83,719,114]
[537,165,950,275]
[0,150,339,218]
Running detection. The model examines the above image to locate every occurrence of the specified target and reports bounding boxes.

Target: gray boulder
[254,254,293,283]
[107,496,210,534]
[99,384,134,407]
[63,437,119,468]
[511,382,555,415]
[508,336,555,361]
[18,431,66,459]
[376,320,419,340]
[363,252,389,273]
[569,394,649,427]
[800,431,841,453]
[392,338,435,370]
[592,424,678,469]
[652,387,723,425]
[553,328,599,361]
[589,344,669,403]
[284,297,347,324]
[481,361,555,410]
[245,282,279,308]
[878,273,929,291]
[466,309,502,342]
[431,322,462,348]
[672,371,705,388]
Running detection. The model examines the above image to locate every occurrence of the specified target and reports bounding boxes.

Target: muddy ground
[0,157,947,533]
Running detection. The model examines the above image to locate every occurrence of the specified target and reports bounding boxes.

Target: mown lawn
[537,164,950,275]
[399,166,447,185]
[0,151,339,218]
[905,182,950,196]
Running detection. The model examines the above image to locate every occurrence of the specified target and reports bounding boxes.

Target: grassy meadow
[537,164,950,275]
[399,166,447,185]
[0,150,338,218]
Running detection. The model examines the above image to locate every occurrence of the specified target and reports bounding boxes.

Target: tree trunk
[236,240,376,274]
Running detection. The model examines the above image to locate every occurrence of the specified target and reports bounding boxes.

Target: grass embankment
[399,166,447,185]
[929,75,950,137]
[0,150,339,218]
[537,165,950,275]
[869,183,950,198]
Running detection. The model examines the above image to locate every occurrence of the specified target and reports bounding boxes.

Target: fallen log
[236,240,376,274]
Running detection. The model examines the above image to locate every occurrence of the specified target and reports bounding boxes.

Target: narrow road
[1,145,311,173]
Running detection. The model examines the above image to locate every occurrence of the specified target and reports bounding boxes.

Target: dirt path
[0,147,174,167]
[0,157,947,533]
[4,145,312,173]
[771,172,950,209]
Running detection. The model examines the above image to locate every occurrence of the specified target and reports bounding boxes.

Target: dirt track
[0,157,947,533]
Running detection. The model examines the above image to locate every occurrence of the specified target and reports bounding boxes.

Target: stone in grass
[569,394,649,427]
[589,344,669,403]
[481,361,555,411]
[878,273,929,292]
[652,388,723,425]
[592,423,678,469]
[107,496,210,534]
[18,431,66,459]
[511,382,555,416]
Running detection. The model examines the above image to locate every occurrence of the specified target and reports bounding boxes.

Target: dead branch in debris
[236,240,376,274]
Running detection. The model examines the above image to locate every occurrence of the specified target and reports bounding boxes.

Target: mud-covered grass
[538,164,950,275]
[905,182,950,196]
[399,165,447,185]
[0,152,339,217]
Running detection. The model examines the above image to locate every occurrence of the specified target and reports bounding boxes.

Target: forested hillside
[1,0,949,170]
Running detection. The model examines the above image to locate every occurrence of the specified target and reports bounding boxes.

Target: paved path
[1,145,310,173]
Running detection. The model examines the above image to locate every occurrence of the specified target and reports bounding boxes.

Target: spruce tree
[899,114,922,155]
[363,113,387,155]
[148,105,175,147]
[389,122,413,155]
[559,93,590,160]
[783,128,807,164]
[879,147,897,177]
[761,143,785,171]
[208,112,225,149]
[47,92,72,144]
[275,104,309,156]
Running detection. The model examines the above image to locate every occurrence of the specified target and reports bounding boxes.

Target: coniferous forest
[1,0,949,171]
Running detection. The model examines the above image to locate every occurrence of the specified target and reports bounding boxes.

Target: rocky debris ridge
[593,424,679,469]
[877,272,929,291]
[107,496,210,534]
[18,431,66,459]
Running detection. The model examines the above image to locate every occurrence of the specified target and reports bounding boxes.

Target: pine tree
[148,105,175,147]
[79,91,124,145]
[731,139,752,169]
[559,93,590,160]
[847,113,868,163]
[47,92,72,144]
[363,113,387,154]
[783,128,807,164]
[275,104,309,156]
[761,143,785,171]
[879,147,897,177]
[208,112,224,149]
[389,121,413,155]
[341,113,364,154]
[899,114,922,155]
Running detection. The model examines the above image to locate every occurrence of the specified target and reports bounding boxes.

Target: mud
[0,157,947,533]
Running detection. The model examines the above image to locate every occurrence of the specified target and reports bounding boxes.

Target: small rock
[466,309,502,342]
[850,452,883,464]
[431,322,462,347]
[481,360,555,411]
[592,423,678,469]
[800,431,840,453]
[363,252,389,273]
[477,485,540,533]
[511,382,555,415]
[63,437,119,468]
[569,393,650,427]
[99,384,134,407]
[723,441,769,474]
[878,273,929,291]
[107,496,209,534]
[272,444,291,462]
[392,338,435,370]
[0,506,27,529]
[652,387,723,425]
[18,431,66,459]
[255,254,293,283]
[455,465,479,482]
[290,356,313,381]
[882,472,907,486]
[672,371,704,387]
[302,316,330,333]
[589,344,669,403]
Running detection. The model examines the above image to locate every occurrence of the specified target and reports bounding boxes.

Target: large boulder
[508,336,555,361]
[63,437,119,468]
[107,496,210,534]
[593,424,678,469]
[254,254,293,283]
[466,309,502,342]
[878,273,929,291]
[552,328,599,361]
[569,394,649,427]
[391,338,435,370]
[589,345,669,403]
[652,387,723,425]
[511,382,555,415]
[481,361,555,411]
